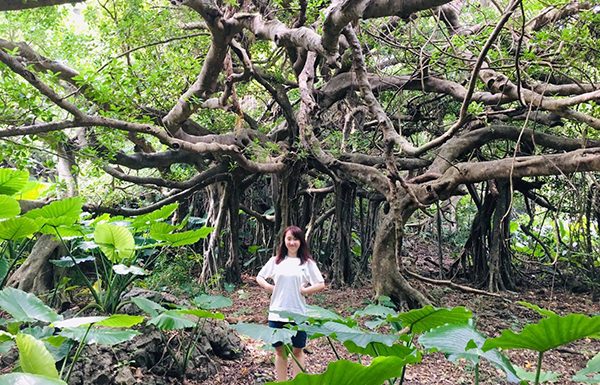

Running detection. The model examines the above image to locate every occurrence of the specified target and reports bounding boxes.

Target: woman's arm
[300,282,325,296]
[256,275,275,293]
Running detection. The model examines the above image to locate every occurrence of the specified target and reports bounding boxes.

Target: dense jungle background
[0,0,599,384]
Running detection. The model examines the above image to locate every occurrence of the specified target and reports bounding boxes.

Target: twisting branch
[0,47,84,118]
[0,0,84,11]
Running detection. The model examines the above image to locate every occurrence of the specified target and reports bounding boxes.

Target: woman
[256,225,326,381]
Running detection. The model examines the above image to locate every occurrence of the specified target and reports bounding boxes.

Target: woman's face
[284,231,301,255]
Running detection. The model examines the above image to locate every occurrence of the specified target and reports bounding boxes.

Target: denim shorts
[268,320,307,348]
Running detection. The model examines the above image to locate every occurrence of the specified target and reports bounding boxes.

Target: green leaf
[343,340,417,359]
[16,333,59,379]
[193,294,233,309]
[130,203,178,230]
[131,297,166,318]
[149,225,212,246]
[280,305,344,324]
[483,314,600,353]
[112,264,147,275]
[95,314,144,328]
[388,306,472,334]
[52,316,108,328]
[573,353,600,383]
[0,195,20,218]
[24,197,83,228]
[353,304,397,319]
[59,327,140,346]
[0,288,62,323]
[516,301,557,317]
[16,181,50,201]
[302,322,397,348]
[178,309,224,320]
[234,322,297,345]
[269,356,410,385]
[0,373,67,385]
[0,217,39,240]
[148,310,196,330]
[514,366,560,383]
[419,324,519,383]
[0,169,29,196]
[94,223,135,262]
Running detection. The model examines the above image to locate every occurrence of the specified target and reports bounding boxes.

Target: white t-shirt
[257,256,324,322]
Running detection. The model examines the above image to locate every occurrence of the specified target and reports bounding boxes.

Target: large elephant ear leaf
[234,322,297,346]
[24,197,83,229]
[483,314,600,352]
[0,373,67,385]
[517,301,557,317]
[0,288,61,323]
[0,217,39,241]
[388,306,472,334]
[572,353,600,383]
[150,224,213,246]
[419,324,519,383]
[16,333,60,379]
[94,223,135,262]
[0,195,20,218]
[270,356,409,385]
[0,169,29,196]
[130,203,179,231]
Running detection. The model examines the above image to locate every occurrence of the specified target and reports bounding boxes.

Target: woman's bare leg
[274,345,288,381]
[291,347,305,378]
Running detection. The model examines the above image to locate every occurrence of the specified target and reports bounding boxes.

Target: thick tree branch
[419,148,600,204]
[0,0,83,11]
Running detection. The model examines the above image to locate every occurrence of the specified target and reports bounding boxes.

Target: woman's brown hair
[275,226,312,264]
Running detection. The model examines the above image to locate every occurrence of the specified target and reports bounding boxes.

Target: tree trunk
[372,211,431,308]
[200,182,229,284]
[225,178,242,283]
[332,181,355,285]
[7,235,59,293]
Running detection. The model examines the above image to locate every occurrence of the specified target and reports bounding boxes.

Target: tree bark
[7,235,59,293]
[372,212,431,308]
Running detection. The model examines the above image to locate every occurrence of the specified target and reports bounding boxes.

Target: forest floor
[191,272,599,385]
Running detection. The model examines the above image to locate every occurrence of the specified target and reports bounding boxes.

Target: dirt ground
[192,274,599,385]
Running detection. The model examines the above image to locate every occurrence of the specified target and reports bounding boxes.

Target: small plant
[0,287,143,384]
[131,293,232,380]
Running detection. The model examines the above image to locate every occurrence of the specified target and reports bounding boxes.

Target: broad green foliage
[387,305,472,333]
[24,197,83,230]
[131,203,178,230]
[483,313,600,352]
[514,366,560,384]
[0,287,62,323]
[0,217,39,241]
[303,321,397,348]
[0,169,29,196]
[573,353,600,383]
[0,195,20,218]
[94,223,135,262]
[234,322,297,345]
[131,296,166,317]
[150,224,213,247]
[269,356,411,385]
[16,333,60,379]
[0,373,67,385]
[58,327,140,346]
[192,294,233,309]
[419,323,519,382]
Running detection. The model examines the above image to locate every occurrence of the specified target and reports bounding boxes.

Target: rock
[115,367,135,385]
